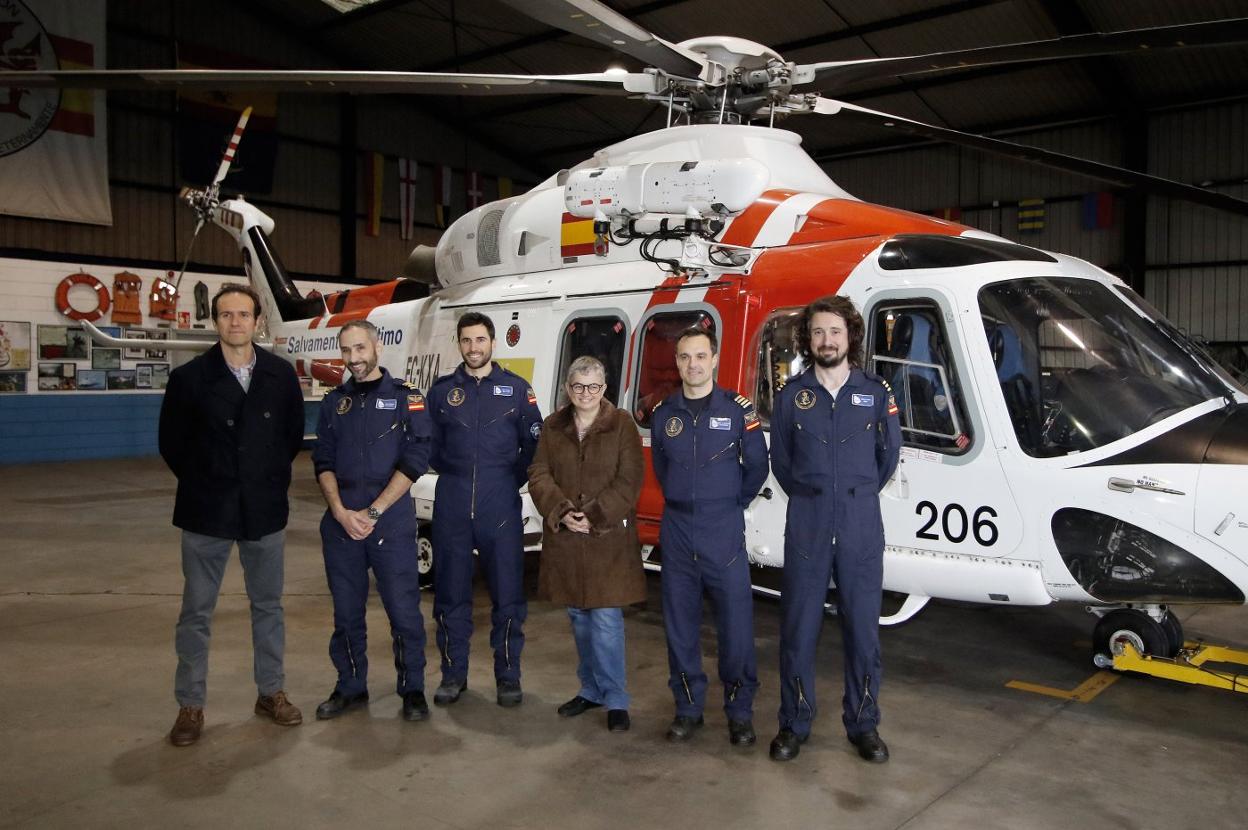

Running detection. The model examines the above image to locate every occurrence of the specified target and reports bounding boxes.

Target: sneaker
[557,695,603,718]
[255,690,303,726]
[169,706,203,747]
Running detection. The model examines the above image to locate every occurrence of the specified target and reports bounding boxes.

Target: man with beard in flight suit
[312,319,433,724]
[428,312,543,708]
[768,295,902,764]
[650,326,769,747]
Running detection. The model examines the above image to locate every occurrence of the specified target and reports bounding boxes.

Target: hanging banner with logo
[0,0,110,225]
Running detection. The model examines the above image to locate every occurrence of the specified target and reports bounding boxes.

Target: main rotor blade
[796,18,1248,91]
[813,98,1248,218]
[0,68,637,96]
[499,0,705,78]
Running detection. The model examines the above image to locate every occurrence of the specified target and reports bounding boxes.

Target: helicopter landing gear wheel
[1091,609,1174,669]
[417,524,435,588]
[1158,610,1184,654]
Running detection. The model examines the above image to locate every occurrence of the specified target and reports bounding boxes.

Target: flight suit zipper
[394,633,407,689]
[503,618,513,669]
[856,674,875,723]
[706,440,737,463]
[437,613,452,668]
[471,378,481,519]
[679,671,694,705]
[345,633,359,678]
[728,679,742,702]
[795,675,811,718]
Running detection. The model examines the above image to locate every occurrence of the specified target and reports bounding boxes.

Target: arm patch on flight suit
[880,378,899,416]
[734,393,762,431]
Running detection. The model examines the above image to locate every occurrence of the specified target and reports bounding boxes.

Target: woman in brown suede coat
[527,356,646,732]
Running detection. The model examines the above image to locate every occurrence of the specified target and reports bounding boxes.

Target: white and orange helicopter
[10,1,1248,683]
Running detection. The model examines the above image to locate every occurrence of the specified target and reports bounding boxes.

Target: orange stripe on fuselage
[788,199,968,246]
[720,189,799,246]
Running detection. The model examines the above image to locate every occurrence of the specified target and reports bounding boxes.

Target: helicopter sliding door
[865,292,1023,571]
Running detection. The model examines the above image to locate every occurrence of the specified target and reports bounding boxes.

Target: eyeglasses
[569,382,605,395]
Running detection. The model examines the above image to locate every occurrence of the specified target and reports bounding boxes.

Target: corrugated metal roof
[242,0,1248,170]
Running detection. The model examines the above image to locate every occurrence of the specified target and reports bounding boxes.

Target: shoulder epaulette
[733,393,754,409]
[401,380,419,390]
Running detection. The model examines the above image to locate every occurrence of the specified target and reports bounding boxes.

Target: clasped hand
[561,510,591,534]
[336,508,376,540]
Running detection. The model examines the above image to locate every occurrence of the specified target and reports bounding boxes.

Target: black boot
[315,689,369,720]
[848,729,889,763]
[402,690,430,722]
[769,728,806,761]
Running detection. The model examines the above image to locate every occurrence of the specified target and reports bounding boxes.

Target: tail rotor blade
[210,106,252,194]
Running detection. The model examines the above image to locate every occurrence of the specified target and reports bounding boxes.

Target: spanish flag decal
[561,212,602,259]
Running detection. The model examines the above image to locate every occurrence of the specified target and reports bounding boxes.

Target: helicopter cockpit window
[754,308,806,425]
[978,278,1225,457]
[633,310,716,429]
[869,302,973,454]
[554,315,628,409]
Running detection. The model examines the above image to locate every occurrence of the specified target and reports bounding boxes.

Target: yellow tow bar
[1114,640,1248,694]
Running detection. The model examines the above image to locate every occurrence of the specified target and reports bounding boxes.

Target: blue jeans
[568,606,629,711]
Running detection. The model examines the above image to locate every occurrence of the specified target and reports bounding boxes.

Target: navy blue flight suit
[769,366,902,740]
[312,368,433,699]
[428,362,543,686]
[650,387,770,721]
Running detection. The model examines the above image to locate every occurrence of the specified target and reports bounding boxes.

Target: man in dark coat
[158,283,306,747]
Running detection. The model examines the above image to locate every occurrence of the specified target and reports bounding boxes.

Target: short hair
[565,355,606,384]
[796,294,864,368]
[456,311,495,340]
[675,325,718,355]
[212,283,262,319]
[338,319,379,343]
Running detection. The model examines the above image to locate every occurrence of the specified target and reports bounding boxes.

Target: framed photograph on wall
[38,325,68,359]
[123,328,148,360]
[92,348,121,370]
[145,330,169,360]
[0,371,27,392]
[107,369,137,390]
[150,363,170,390]
[0,321,32,371]
[135,364,153,389]
[37,363,77,391]
[77,369,106,390]
[65,326,90,359]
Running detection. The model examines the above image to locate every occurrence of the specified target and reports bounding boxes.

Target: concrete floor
[2,455,1246,830]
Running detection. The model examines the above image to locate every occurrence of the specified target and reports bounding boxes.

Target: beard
[813,347,847,369]
[463,348,492,370]
[349,355,378,379]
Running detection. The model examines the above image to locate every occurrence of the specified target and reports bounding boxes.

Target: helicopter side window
[869,302,973,454]
[633,310,716,429]
[552,314,628,409]
[752,308,805,426]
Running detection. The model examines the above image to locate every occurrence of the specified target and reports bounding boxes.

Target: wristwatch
[366,506,382,520]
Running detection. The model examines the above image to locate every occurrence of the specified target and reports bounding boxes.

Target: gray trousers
[174,529,286,707]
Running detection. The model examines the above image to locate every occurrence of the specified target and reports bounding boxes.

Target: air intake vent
[476,209,505,266]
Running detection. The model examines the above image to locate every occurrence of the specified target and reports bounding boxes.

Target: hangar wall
[821,99,1248,355]
[0,0,538,284]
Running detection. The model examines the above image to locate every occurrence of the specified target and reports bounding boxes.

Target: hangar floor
[2,456,1246,829]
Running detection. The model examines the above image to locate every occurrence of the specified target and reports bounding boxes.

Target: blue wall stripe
[0,395,320,464]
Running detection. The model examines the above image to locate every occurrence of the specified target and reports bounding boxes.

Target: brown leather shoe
[255,690,303,726]
[169,706,203,746]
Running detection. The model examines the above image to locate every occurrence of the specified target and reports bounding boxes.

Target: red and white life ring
[55,272,111,322]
